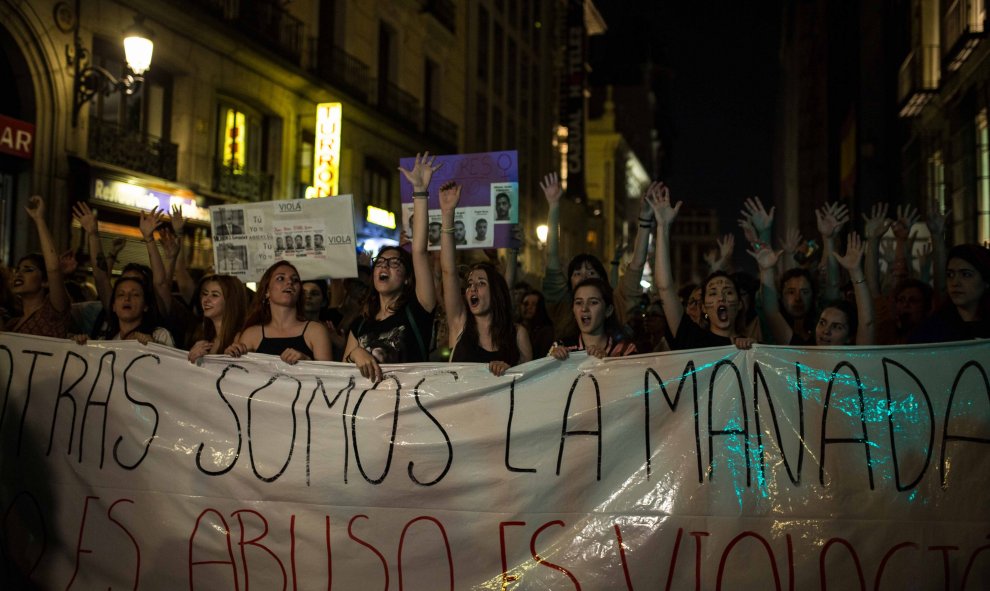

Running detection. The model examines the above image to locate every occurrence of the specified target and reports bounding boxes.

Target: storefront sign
[92,176,210,222]
[313,102,342,197]
[0,113,34,159]
[366,205,396,228]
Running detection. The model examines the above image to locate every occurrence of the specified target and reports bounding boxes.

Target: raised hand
[644,182,681,228]
[833,232,865,271]
[170,204,186,234]
[747,243,782,270]
[25,195,45,220]
[891,204,919,240]
[438,181,462,213]
[161,230,180,260]
[816,202,850,238]
[740,196,775,237]
[925,204,952,237]
[861,202,891,240]
[540,172,562,205]
[73,202,99,234]
[779,227,803,255]
[139,207,164,240]
[704,234,735,271]
[737,217,759,245]
[398,152,443,191]
[109,237,126,258]
[59,249,79,276]
[640,181,663,220]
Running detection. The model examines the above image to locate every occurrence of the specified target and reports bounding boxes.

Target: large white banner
[210,196,357,282]
[1,333,988,589]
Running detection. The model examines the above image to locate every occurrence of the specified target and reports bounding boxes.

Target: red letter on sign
[232,509,286,591]
[188,508,239,590]
[530,520,581,590]
[499,521,527,590]
[65,495,99,590]
[348,515,389,590]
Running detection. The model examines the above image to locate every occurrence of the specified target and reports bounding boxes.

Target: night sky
[592,1,781,229]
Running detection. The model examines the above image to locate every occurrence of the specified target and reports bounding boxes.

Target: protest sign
[399,151,518,249]
[1,333,988,588]
[210,196,357,282]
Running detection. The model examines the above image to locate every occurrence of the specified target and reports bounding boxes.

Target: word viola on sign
[0,333,987,589]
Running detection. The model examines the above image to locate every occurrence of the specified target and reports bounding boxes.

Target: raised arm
[704,234,735,274]
[138,207,172,314]
[749,245,792,345]
[861,202,891,297]
[25,196,69,314]
[816,201,849,302]
[646,183,685,337]
[169,205,197,304]
[615,185,657,322]
[925,204,951,295]
[541,173,563,273]
[777,226,803,273]
[438,181,466,345]
[398,152,442,312]
[73,202,114,310]
[890,204,919,288]
[740,196,775,246]
[833,232,874,345]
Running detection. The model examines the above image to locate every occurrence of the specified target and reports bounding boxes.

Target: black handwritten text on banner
[0,333,988,589]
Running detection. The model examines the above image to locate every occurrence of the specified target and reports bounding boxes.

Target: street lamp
[66,2,154,127]
[536,224,548,245]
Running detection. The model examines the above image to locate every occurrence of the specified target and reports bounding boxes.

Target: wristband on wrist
[412,191,429,198]
[440,227,456,234]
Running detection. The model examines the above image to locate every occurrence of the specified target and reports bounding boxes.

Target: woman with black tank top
[225,261,332,363]
[343,153,440,382]
[439,181,532,376]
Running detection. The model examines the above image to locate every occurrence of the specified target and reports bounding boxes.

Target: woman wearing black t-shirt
[343,153,441,381]
[647,184,756,351]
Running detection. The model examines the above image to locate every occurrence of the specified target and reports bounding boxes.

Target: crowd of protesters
[3,152,988,377]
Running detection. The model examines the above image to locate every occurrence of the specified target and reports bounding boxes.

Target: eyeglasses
[373,257,404,269]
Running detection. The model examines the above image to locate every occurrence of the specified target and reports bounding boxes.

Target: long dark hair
[522,288,552,329]
[364,245,416,319]
[461,262,519,364]
[945,243,990,320]
[572,277,625,341]
[194,274,248,352]
[243,261,305,330]
[104,276,160,339]
[818,298,858,342]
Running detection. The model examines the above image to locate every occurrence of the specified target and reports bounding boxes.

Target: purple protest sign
[400,151,518,249]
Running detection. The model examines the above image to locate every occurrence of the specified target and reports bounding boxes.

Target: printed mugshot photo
[214,208,246,238]
[490,182,519,223]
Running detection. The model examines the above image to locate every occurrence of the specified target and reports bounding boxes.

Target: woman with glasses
[438,181,532,376]
[343,153,441,382]
[225,261,332,364]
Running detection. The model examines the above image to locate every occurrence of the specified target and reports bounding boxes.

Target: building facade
[0,0,467,269]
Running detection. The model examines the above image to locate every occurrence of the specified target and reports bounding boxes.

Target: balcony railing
[425,109,458,149]
[943,0,986,71]
[198,0,303,64]
[310,44,372,102]
[88,118,178,181]
[898,44,940,117]
[213,161,273,202]
[423,0,456,32]
[375,80,422,129]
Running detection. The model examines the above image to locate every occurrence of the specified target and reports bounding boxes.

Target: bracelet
[639,223,653,228]
[412,191,429,198]
[440,227,456,234]
[638,217,653,223]
[852,278,866,285]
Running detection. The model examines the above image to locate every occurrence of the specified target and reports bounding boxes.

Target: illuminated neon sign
[366,205,396,229]
[313,102,342,197]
